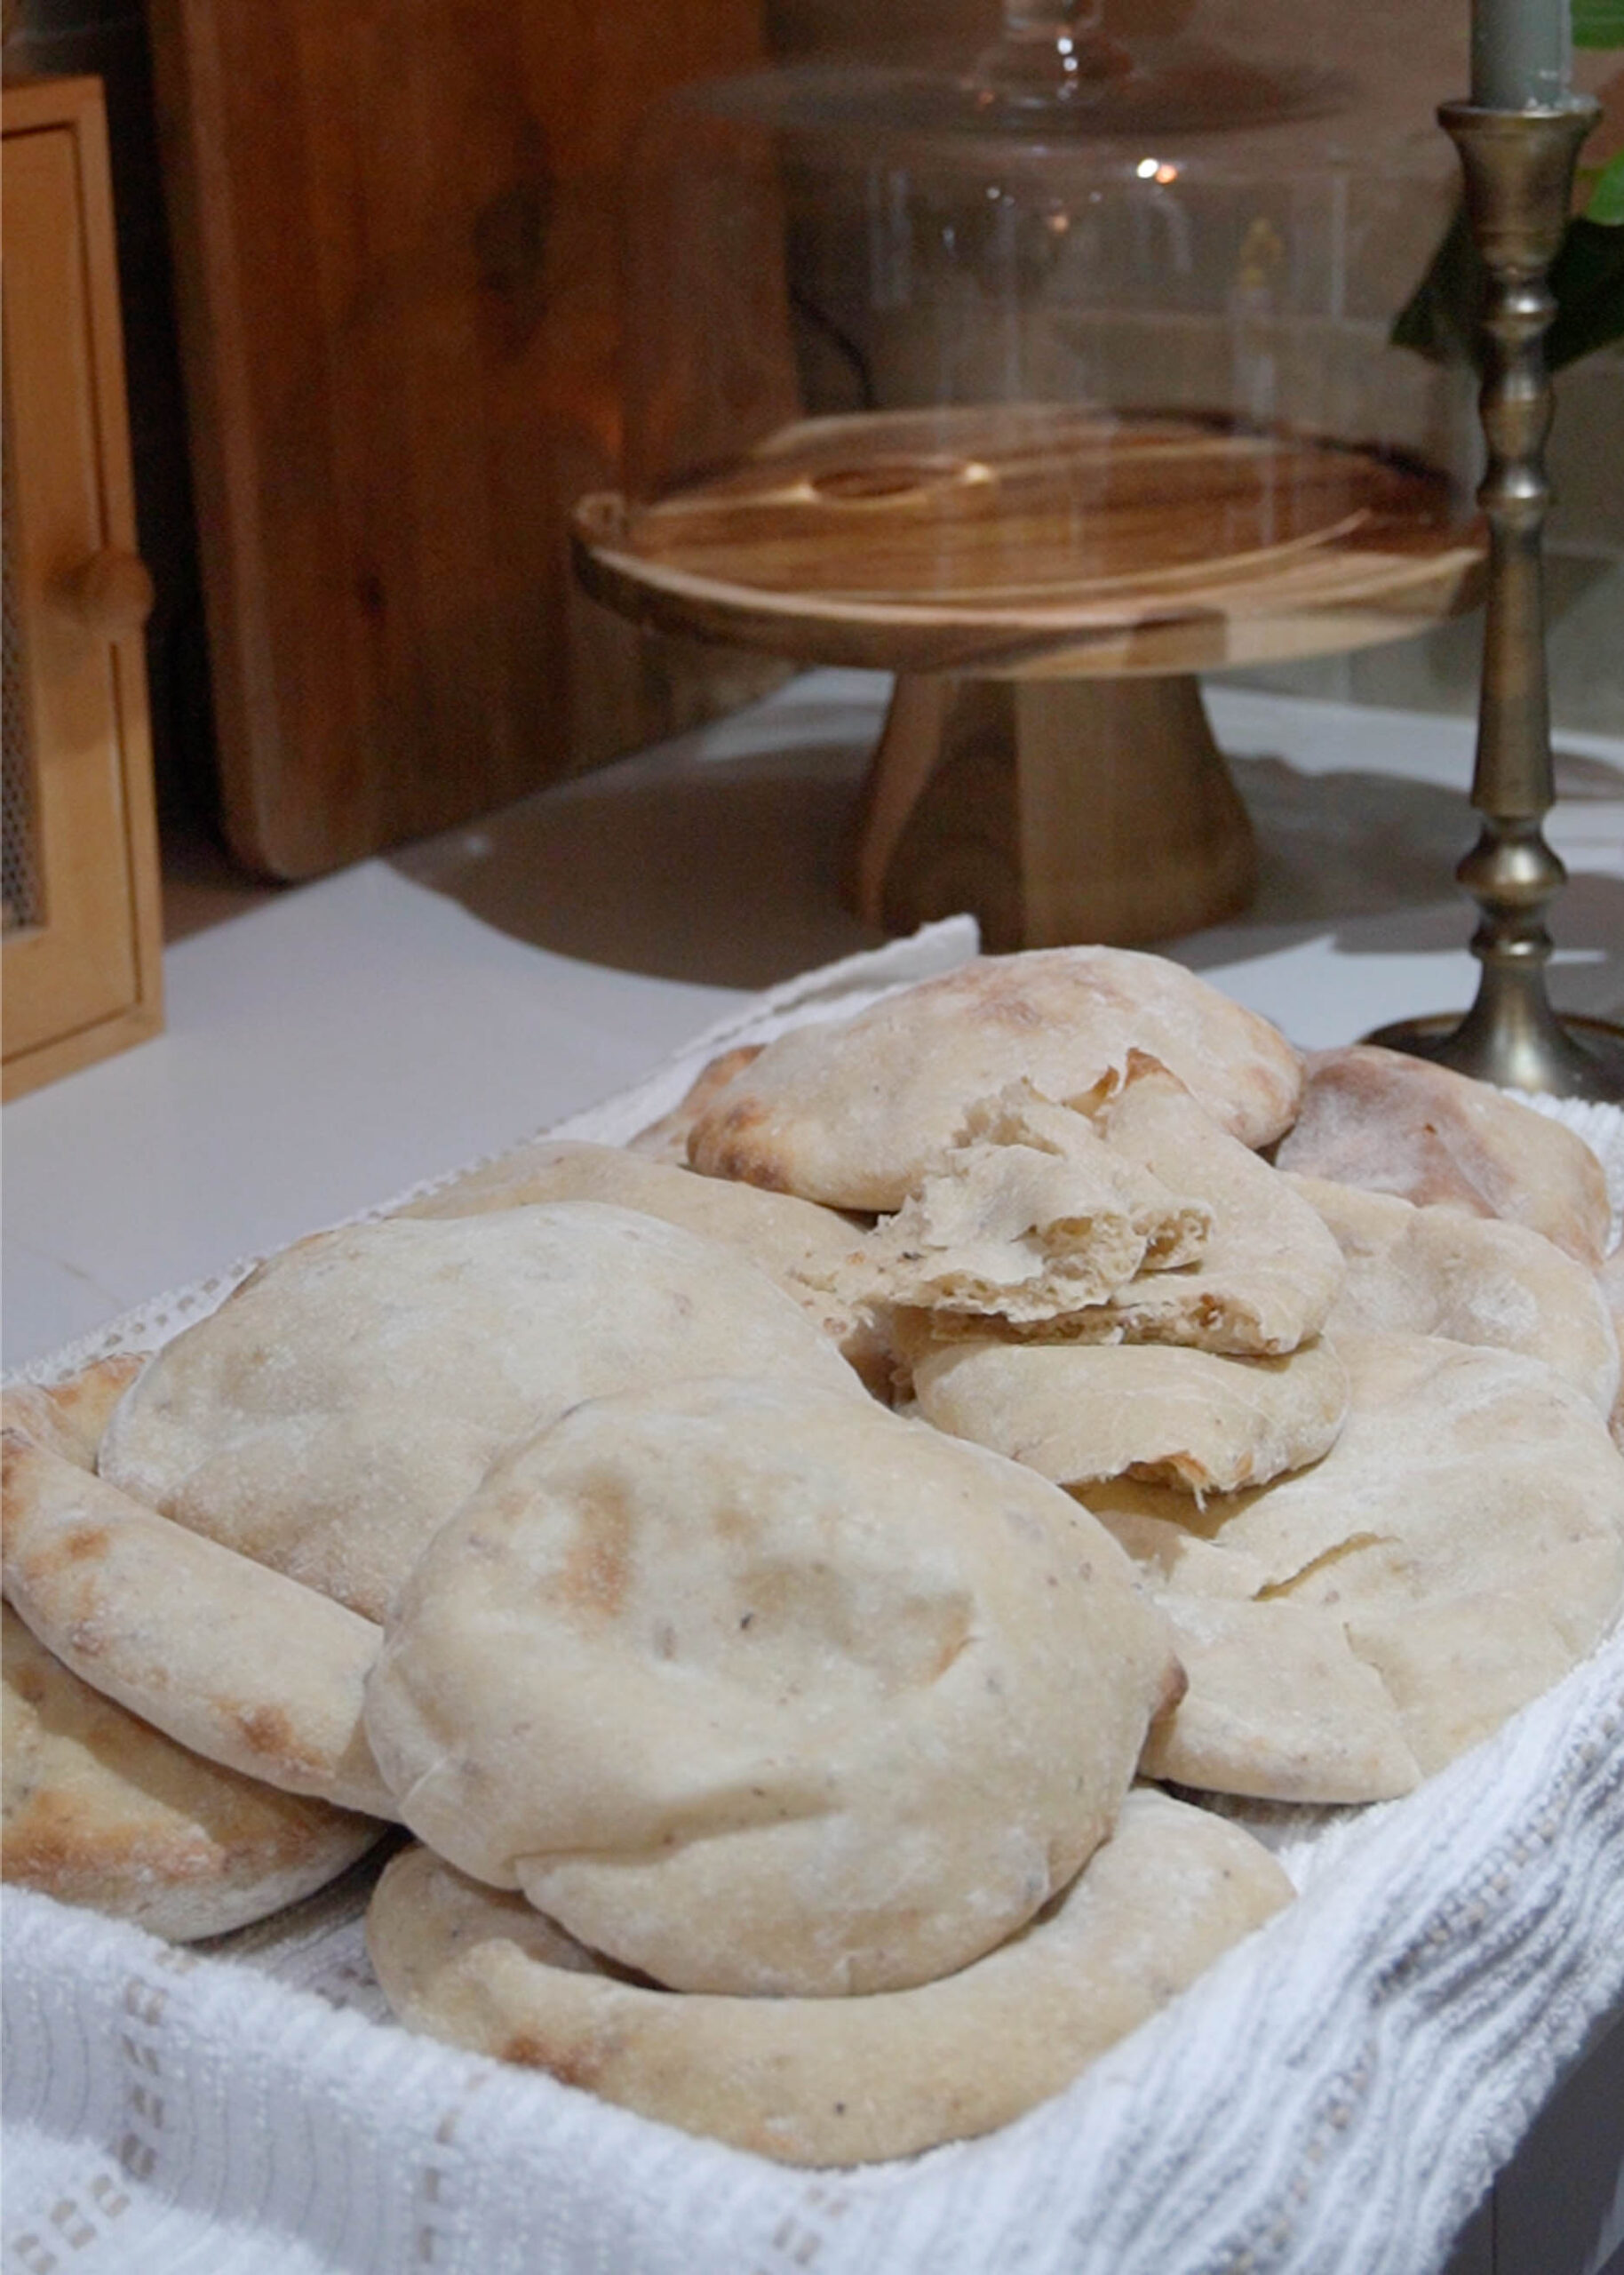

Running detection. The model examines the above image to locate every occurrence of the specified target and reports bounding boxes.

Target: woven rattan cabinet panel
[2,75,163,1101]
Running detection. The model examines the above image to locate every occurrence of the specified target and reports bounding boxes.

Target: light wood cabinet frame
[3,74,163,1101]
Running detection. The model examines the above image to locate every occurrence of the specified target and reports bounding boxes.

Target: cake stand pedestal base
[848,671,1257,953]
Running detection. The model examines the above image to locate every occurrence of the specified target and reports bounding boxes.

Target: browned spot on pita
[501,2032,604,2091]
[550,1488,633,1623]
[234,1703,318,1774]
[62,1527,112,1564]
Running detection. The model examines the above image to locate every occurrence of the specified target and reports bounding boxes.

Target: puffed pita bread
[844,1082,1210,1321]
[1290,1173,1620,1418]
[912,1335,1349,1497]
[364,1375,1182,2000]
[1084,1334,1624,1799]
[1271,1044,1611,1267]
[396,1138,892,1393]
[365,1788,1294,2167]
[2,1605,381,1940]
[686,947,1304,1210]
[100,1203,867,1623]
[2,1429,395,1817]
[627,1044,765,1164]
[1135,1596,1421,1801]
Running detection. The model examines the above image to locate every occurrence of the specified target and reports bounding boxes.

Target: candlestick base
[1364,1006,1624,1103]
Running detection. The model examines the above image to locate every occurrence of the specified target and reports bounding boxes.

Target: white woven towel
[5,918,1622,2275]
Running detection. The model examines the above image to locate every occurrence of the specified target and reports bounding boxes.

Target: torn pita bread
[366,1787,1293,2167]
[686,947,1304,1210]
[843,1082,1210,1321]
[395,1138,892,1393]
[1271,1044,1611,1267]
[912,1335,1349,1497]
[2,1604,381,1940]
[1290,1173,1620,1419]
[100,1203,868,1624]
[364,1374,1182,2000]
[1083,1333,1624,1799]
[2,1429,395,1817]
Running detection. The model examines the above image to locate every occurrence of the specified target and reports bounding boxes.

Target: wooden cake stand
[572,405,1485,951]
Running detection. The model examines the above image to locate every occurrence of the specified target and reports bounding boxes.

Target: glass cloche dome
[572,2,1485,950]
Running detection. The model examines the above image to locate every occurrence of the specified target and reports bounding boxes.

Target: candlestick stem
[1369,98,1624,1102]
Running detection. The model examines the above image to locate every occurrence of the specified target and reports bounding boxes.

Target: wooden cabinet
[145,0,775,882]
[3,74,163,1101]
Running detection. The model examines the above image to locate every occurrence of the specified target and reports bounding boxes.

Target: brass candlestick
[1369,97,1624,1102]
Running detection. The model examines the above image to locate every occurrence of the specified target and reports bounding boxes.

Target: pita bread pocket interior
[842,1081,1211,1321]
[364,1787,1294,2167]
[1085,1333,1624,1800]
[2,1603,382,1941]
[99,1201,868,1624]
[685,947,1304,1211]
[363,1374,1182,2000]
[912,1335,1349,1497]
[2,1426,395,1818]
[397,1138,892,1393]
[1271,1044,1612,1267]
[1291,1173,1620,1419]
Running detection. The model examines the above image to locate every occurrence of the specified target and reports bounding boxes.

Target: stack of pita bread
[4,945,1620,2169]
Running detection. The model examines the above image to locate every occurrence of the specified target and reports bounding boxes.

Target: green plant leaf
[1572,0,1624,47]
[1547,213,1624,363]
[1582,149,1624,222]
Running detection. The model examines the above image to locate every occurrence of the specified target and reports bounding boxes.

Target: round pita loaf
[100,1203,867,1623]
[912,1335,1349,1497]
[1085,1334,1624,1797]
[1271,1045,1611,1266]
[686,948,1304,1209]
[365,1788,1294,2167]
[397,1139,891,1393]
[364,1374,1182,1999]
[2,1605,381,1941]
[1290,1173,1620,1418]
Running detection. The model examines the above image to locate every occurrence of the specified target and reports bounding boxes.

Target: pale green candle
[1471,0,1572,108]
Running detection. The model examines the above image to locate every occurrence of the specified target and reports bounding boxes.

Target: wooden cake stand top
[572,404,1485,679]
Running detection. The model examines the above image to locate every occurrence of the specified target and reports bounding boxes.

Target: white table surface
[4,670,1621,1373]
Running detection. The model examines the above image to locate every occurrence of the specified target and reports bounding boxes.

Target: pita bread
[1598,1246,1624,1452]
[397,1138,892,1393]
[3,1429,395,1817]
[3,1356,144,1472]
[626,1044,765,1164]
[363,1374,1182,1999]
[2,1604,381,1940]
[687,948,1304,1209]
[100,1203,867,1624]
[912,1335,1349,1497]
[843,1082,1210,1321]
[1084,1334,1624,1799]
[1290,1173,1620,1418]
[365,1788,1294,2167]
[1271,1045,1611,1267]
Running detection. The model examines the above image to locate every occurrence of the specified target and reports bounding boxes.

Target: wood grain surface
[147,0,773,880]
[574,403,1485,678]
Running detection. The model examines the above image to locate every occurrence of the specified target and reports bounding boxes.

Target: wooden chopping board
[147,0,779,880]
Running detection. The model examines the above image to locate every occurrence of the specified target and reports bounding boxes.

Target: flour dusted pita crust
[1290,1173,1620,1418]
[1083,1334,1624,1799]
[912,1336,1349,1497]
[845,1082,1210,1321]
[2,1605,381,1940]
[1135,1596,1421,1801]
[2,1428,395,1817]
[100,1203,867,1624]
[397,1138,891,1393]
[1271,1045,1612,1267]
[365,1788,1294,2167]
[364,1375,1181,1999]
[3,1356,144,1472]
[686,948,1304,1210]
